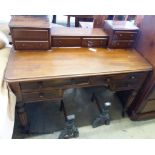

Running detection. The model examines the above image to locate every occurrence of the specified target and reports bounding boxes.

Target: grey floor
[13,87,155,139]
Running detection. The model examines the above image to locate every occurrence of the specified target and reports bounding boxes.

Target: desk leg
[122,90,138,117]
[16,102,29,133]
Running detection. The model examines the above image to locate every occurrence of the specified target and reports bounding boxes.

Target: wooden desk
[5,48,152,130]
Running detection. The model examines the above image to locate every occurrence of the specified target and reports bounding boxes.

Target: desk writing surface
[5,48,152,82]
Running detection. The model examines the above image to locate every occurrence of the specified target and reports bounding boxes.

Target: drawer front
[111,40,135,48]
[15,41,49,50]
[141,99,155,113]
[82,38,108,47]
[53,37,81,47]
[113,31,138,40]
[22,89,63,102]
[20,77,90,92]
[90,72,146,91]
[148,85,155,100]
[20,79,73,92]
[12,29,49,40]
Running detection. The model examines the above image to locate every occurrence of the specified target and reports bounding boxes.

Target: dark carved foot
[59,115,79,139]
[92,101,111,128]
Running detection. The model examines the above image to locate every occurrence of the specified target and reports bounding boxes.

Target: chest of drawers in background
[104,20,139,49]
[9,15,51,50]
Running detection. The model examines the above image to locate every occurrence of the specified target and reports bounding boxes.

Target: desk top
[51,27,108,37]
[5,48,152,82]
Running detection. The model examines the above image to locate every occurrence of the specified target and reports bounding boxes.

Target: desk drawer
[53,37,81,47]
[82,38,108,47]
[12,29,49,40]
[90,72,146,91]
[20,77,90,92]
[113,31,138,40]
[20,79,73,92]
[15,41,49,50]
[22,89,63,102]
[111,40,135,48]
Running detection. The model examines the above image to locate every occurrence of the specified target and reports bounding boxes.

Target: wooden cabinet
[128,16,155,120]
[104,20,139,49]
[9,16,51,50]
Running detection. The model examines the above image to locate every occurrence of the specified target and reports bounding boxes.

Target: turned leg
[16,102,29,133]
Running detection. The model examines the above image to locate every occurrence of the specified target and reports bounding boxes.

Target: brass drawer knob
[119,34,123,37]
[39,92,44,98]
[105,78,110,82]
[131,76,136,79]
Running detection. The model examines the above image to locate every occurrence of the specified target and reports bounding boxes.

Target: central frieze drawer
[53,37,81,47]
[22,89,63,102]
[82,38,108,47]
[12,29,49,40]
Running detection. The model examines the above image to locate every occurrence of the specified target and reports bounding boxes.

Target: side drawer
[141,99,155,113]
[90,72,147,91]
[82,38,108,47]
[22,89,63,103]
[20,79,73,92]
[113,31,138,40]
[52,37,81,47]
[14,41,49,50]
[12,29,49,40]
[110,40,135,48]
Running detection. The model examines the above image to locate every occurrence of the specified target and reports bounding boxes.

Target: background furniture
[129,16,155,120]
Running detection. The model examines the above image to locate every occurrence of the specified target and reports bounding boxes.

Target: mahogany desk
[5,47,152,131]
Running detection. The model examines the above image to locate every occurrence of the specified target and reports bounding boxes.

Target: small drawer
[141,99,155,113]
[110,40,135,48]
[113,31,138,40]
[22,89,63,102]
[14,41,49,50]
[53,37,81,47]
[12,29,49,40]
[82,38,108,47]
[110,72,147,91]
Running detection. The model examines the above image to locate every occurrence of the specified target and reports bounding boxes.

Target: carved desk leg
[16,102,29,133]
[59,100,79,139]
[91,94,111,128]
